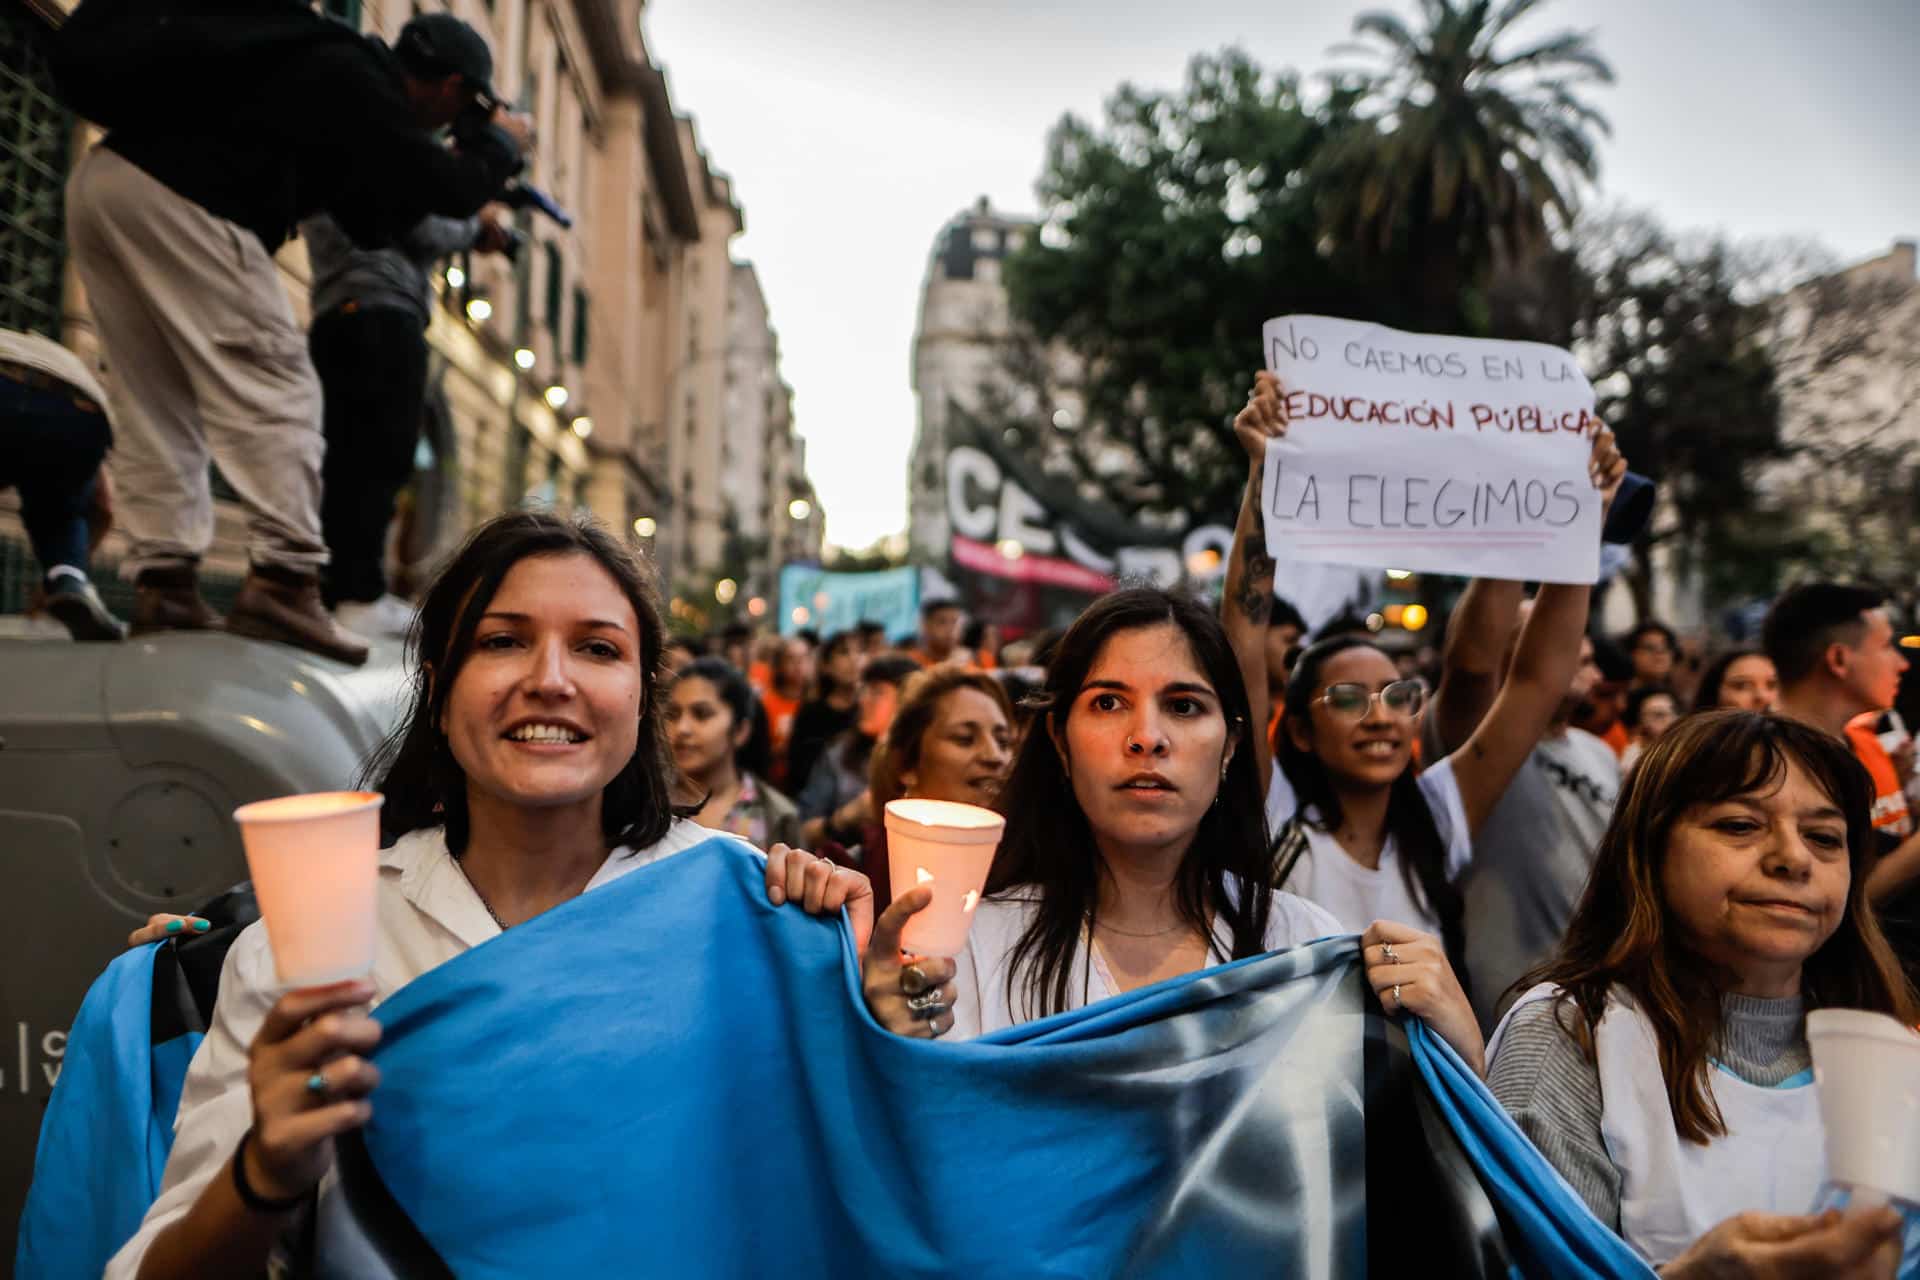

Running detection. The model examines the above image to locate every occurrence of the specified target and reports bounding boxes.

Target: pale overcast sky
[645,0,1919,550]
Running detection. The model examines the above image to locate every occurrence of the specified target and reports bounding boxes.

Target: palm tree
[1319,0,1614,331]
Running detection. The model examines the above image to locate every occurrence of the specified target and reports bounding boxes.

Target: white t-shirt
[107,819,716,1279]
[1263,756,1474,936]
[951,878,1343,1039]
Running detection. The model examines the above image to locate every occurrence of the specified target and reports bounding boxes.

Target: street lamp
[997,539,1025,560]
[747,597,767,618]
[788,498,811,521]
[715,578,738,605]
[464,297,493,323]
[514,347,536,370]
[570,415,593,439]
[633,516,657,538]
[446,265,466,290]
[544,385,569,410]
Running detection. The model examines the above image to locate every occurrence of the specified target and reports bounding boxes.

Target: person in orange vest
[1765,581,1920,974]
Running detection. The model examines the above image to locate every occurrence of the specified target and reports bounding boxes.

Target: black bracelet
[231,1128,307,1214]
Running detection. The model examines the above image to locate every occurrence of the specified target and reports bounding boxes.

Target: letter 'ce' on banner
[1261,315,1602,585]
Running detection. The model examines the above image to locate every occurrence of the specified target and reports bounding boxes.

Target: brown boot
[132,566,223,634]
[226,565,370,667]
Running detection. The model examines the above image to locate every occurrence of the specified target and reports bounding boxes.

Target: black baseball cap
[396,13,497,105]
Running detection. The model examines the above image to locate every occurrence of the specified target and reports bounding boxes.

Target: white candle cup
[884,798,1006,958]
[1807,1008,1920,1206]
[232,791,385,987]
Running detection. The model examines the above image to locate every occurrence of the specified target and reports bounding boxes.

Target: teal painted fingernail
[164,920,183,934]
[192,919,210,933]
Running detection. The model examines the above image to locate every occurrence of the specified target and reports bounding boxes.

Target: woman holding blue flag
[838,585,1486,1071]
[108,512,871,1280]
[1488,710,1916,1278]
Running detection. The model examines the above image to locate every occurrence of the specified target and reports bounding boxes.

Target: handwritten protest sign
[1260,315,1602,585]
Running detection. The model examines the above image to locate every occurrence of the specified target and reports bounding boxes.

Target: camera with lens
[451,101,574,236]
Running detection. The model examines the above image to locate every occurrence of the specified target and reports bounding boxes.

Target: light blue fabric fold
[361,837,1372,1277]
[1407,1019,1655,1278]
[15,943,201,1280]
[354,837,1654,1277]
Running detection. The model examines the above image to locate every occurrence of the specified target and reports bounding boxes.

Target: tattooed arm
[1224,371,1287,790]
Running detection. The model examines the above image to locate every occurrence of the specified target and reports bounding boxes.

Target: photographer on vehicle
[62,5,533,666]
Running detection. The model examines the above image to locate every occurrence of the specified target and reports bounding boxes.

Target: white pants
[66,144,327,578]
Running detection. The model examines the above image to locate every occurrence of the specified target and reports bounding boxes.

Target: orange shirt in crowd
[763,687,802,788]
[747,661,773,695]
[1598,720,1630,759]
[1846,713,1914,846]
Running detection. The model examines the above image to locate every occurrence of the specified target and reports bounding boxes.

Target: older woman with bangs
[1487,711,1918,1278]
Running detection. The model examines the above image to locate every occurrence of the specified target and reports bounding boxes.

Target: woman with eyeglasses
[1223,373,1627,1069]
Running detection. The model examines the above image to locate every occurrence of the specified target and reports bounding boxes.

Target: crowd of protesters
[76,362,1920,1277]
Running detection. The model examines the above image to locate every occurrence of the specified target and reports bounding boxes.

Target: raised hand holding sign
[1260,315,1607,584]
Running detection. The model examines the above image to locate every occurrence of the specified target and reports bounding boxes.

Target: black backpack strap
[1270,816,1309,892]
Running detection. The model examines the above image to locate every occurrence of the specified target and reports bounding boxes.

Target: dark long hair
[365,511,683,855]
[986,588,1276,1022]
[1279,635,1468,980]
[1522,711,1920,1143]
[1693,648,1766,713]
[669,657,772,780]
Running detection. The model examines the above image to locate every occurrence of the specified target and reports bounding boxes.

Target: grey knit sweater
[1487,991,1810,1230]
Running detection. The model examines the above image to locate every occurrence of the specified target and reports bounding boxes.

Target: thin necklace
[455,856,509,930]
[1088,915,1187,939]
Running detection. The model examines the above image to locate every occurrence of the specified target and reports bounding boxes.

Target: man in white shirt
[1426,581,1619,1029]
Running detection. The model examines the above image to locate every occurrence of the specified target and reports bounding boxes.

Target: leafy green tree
[1567,212,1792,615]
[1319,0,1613,330]
[991,50,1392,526]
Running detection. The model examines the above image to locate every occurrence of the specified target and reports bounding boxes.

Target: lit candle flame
[962,890,979,913]
[916,868,934,885]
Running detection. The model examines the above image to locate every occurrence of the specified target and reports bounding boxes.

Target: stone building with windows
[0,0,816,615]
[906,197,1033,562]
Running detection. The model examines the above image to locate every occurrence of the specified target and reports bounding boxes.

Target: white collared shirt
[106,819,713,1278]
[952,879,1343,1038]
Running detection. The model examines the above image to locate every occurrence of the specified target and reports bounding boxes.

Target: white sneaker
[332,593,416,639]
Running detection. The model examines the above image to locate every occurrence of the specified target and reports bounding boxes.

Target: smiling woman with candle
[1487,711,1918,1277]
[857,667,1014,905]
[108,512,867,1280]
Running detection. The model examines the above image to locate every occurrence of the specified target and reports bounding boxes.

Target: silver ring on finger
[819,857,834,873]
[926,1010,953,1039]
[906,989,945,1014]
[306,1071,329,1098]
[1391,983,1403,1011]
[1381,943,1397,965]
